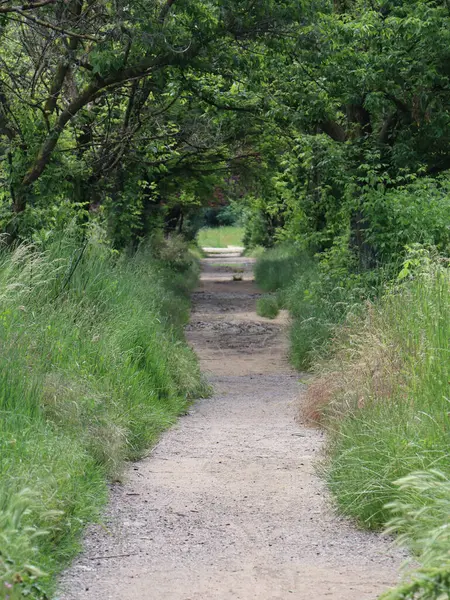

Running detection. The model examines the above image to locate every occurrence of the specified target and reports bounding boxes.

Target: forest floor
[60,251,406,600]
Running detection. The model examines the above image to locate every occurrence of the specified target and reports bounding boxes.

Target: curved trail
[61,252,404,599]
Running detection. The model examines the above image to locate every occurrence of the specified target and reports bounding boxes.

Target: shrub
[364,176,450,264]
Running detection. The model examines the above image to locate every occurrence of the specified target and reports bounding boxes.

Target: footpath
[60,250,404,599]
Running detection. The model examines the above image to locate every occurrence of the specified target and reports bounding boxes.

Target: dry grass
[302,303,406,425]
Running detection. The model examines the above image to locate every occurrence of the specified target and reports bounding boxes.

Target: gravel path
[59,252,405,599]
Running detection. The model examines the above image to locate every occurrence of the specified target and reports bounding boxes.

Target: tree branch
[0,0,56,13]
[16,43,202,210]
[319,120,347,142]
[8,10,99,40]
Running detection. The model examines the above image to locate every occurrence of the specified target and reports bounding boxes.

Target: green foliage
[0,0,294,245]
[364,177,450,263]
[256,295,279,319]
[0,228,206,598]
[202,203,243,228]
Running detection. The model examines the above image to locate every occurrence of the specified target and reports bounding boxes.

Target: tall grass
[379,471,450,599]
[0,227,206,598]
[322,258,450,527]
[256,295,280,319]
[303,250,450,598]
[257,244,450,596]
[254,246,366,368]
[197,226,244,248]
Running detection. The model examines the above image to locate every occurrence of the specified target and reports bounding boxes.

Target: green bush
[256,295,280,319]
[364,176,450,264]
[0,227,207,598]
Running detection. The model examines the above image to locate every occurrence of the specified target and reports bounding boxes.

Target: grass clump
[0,228,206,598]
[322,255,450,527]
[257,244,450,594]
[254,245,311,293]
[256,295,280,319]
[197,226,244,248]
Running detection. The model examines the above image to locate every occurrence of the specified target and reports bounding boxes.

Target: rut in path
[60,252,404,600]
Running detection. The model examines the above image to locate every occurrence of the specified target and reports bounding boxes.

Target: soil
[59,251,406,600]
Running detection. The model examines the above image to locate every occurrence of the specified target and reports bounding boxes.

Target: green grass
[197,226,244,248]
[243,245,265,258]
[256,295,280,319]
[254,245,309,292]
[325,260,450,528]
[379,471,450,599]
[303,251,450,598]
[254,245,365,368]
[0,229,207,599]
[257,245,450,597]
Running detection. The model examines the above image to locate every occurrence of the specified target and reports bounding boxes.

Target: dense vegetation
[0,231,206,598]
[1,0,450,597]
[255,246,450,598]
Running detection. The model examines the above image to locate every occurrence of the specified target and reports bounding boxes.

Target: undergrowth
[254,245,369,368]
[256,243,450,598]
[302,249,450,598]
[0,226,207,599]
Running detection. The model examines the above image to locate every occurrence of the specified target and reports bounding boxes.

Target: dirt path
[60,252,404,600]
